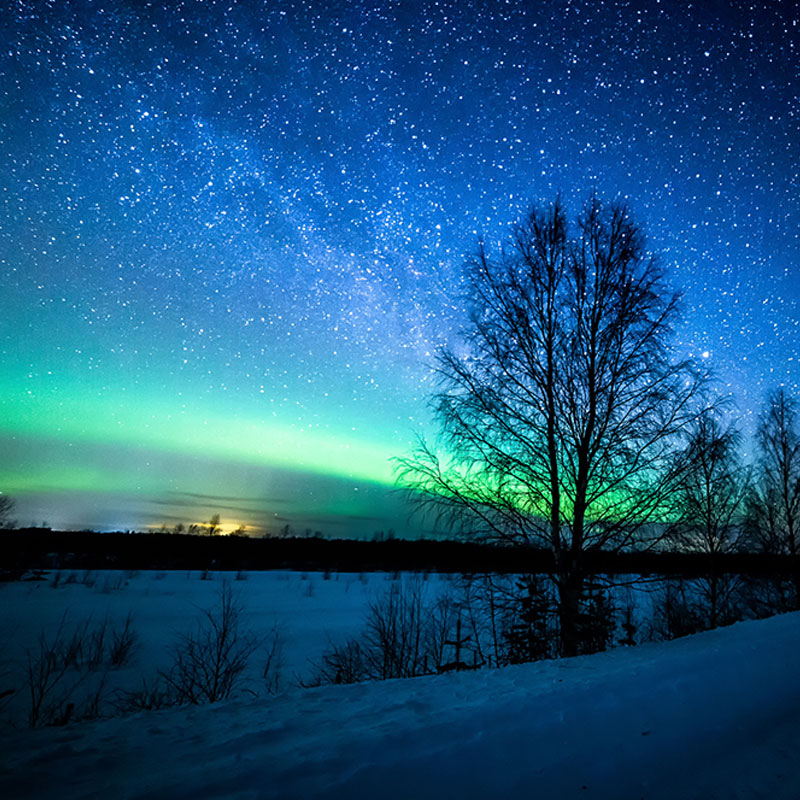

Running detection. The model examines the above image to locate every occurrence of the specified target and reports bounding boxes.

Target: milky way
[1,1,798,534]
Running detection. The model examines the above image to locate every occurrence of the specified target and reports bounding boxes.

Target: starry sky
[1,0,798,535]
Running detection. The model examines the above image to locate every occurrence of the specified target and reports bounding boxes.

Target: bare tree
[305,639,368,686]
[305,579,465,685]
[23,613,135,727]
[667,414,749,627]
[360,582,429,680]
[204,513,222,536]
[26,617,89,728]
[745,389,800,607]
[396,197,706,656]
[0,494,15,528]
[160,583,258,704]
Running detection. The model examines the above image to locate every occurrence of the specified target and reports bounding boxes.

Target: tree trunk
[557,565,583,657]
[709,571,719,628]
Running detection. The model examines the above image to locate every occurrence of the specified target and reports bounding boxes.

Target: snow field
[2,607,800,798]
[1,568,666,724]
[0,569,457,728]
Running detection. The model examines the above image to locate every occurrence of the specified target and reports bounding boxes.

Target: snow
[0,569,424,708]
[2,570,800,798]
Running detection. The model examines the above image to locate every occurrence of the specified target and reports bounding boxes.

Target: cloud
[165,491,276,504]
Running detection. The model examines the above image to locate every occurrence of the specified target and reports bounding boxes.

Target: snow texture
[2,603,800,799]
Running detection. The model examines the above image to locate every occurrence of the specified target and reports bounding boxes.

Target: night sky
[1,1,798,535]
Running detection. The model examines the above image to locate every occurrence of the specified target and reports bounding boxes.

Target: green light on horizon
[0,387,401,490]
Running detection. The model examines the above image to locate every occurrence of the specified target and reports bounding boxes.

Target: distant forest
[3,528,800,578]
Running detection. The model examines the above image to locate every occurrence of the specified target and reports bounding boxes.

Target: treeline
[4,528,800,578]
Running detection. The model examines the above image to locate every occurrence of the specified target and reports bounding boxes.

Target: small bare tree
[26,619,88,728]
[305,639,367,686]
[23,613,134,727]
[745,389,800,608]
[0,494,15,529]
[668,414,749,627]
[361,582,429,680]
[397,197,707,656]
[205,514,222,536]
[306,579,463,685]
[161,583,258,704]
[424,593,462,671]
[652,578,705,641]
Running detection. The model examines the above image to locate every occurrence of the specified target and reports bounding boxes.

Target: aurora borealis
[1,1,798,535]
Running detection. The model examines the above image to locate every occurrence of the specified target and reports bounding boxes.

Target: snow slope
[2,610,799,799]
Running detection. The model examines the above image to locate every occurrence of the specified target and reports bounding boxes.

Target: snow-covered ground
[1,568,662,731]
[0,570,797,798]
[0,570,425,722]
[2,607,799,798]
[4,569,495,728]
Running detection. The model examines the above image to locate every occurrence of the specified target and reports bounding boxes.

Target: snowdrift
[3,611,800,799]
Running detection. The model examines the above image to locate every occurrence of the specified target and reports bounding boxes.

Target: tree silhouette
[667,413,749,627]
[746,389,800,607]
[0,494,15,528]
[203,514,222,536]
[397,197,707,656]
